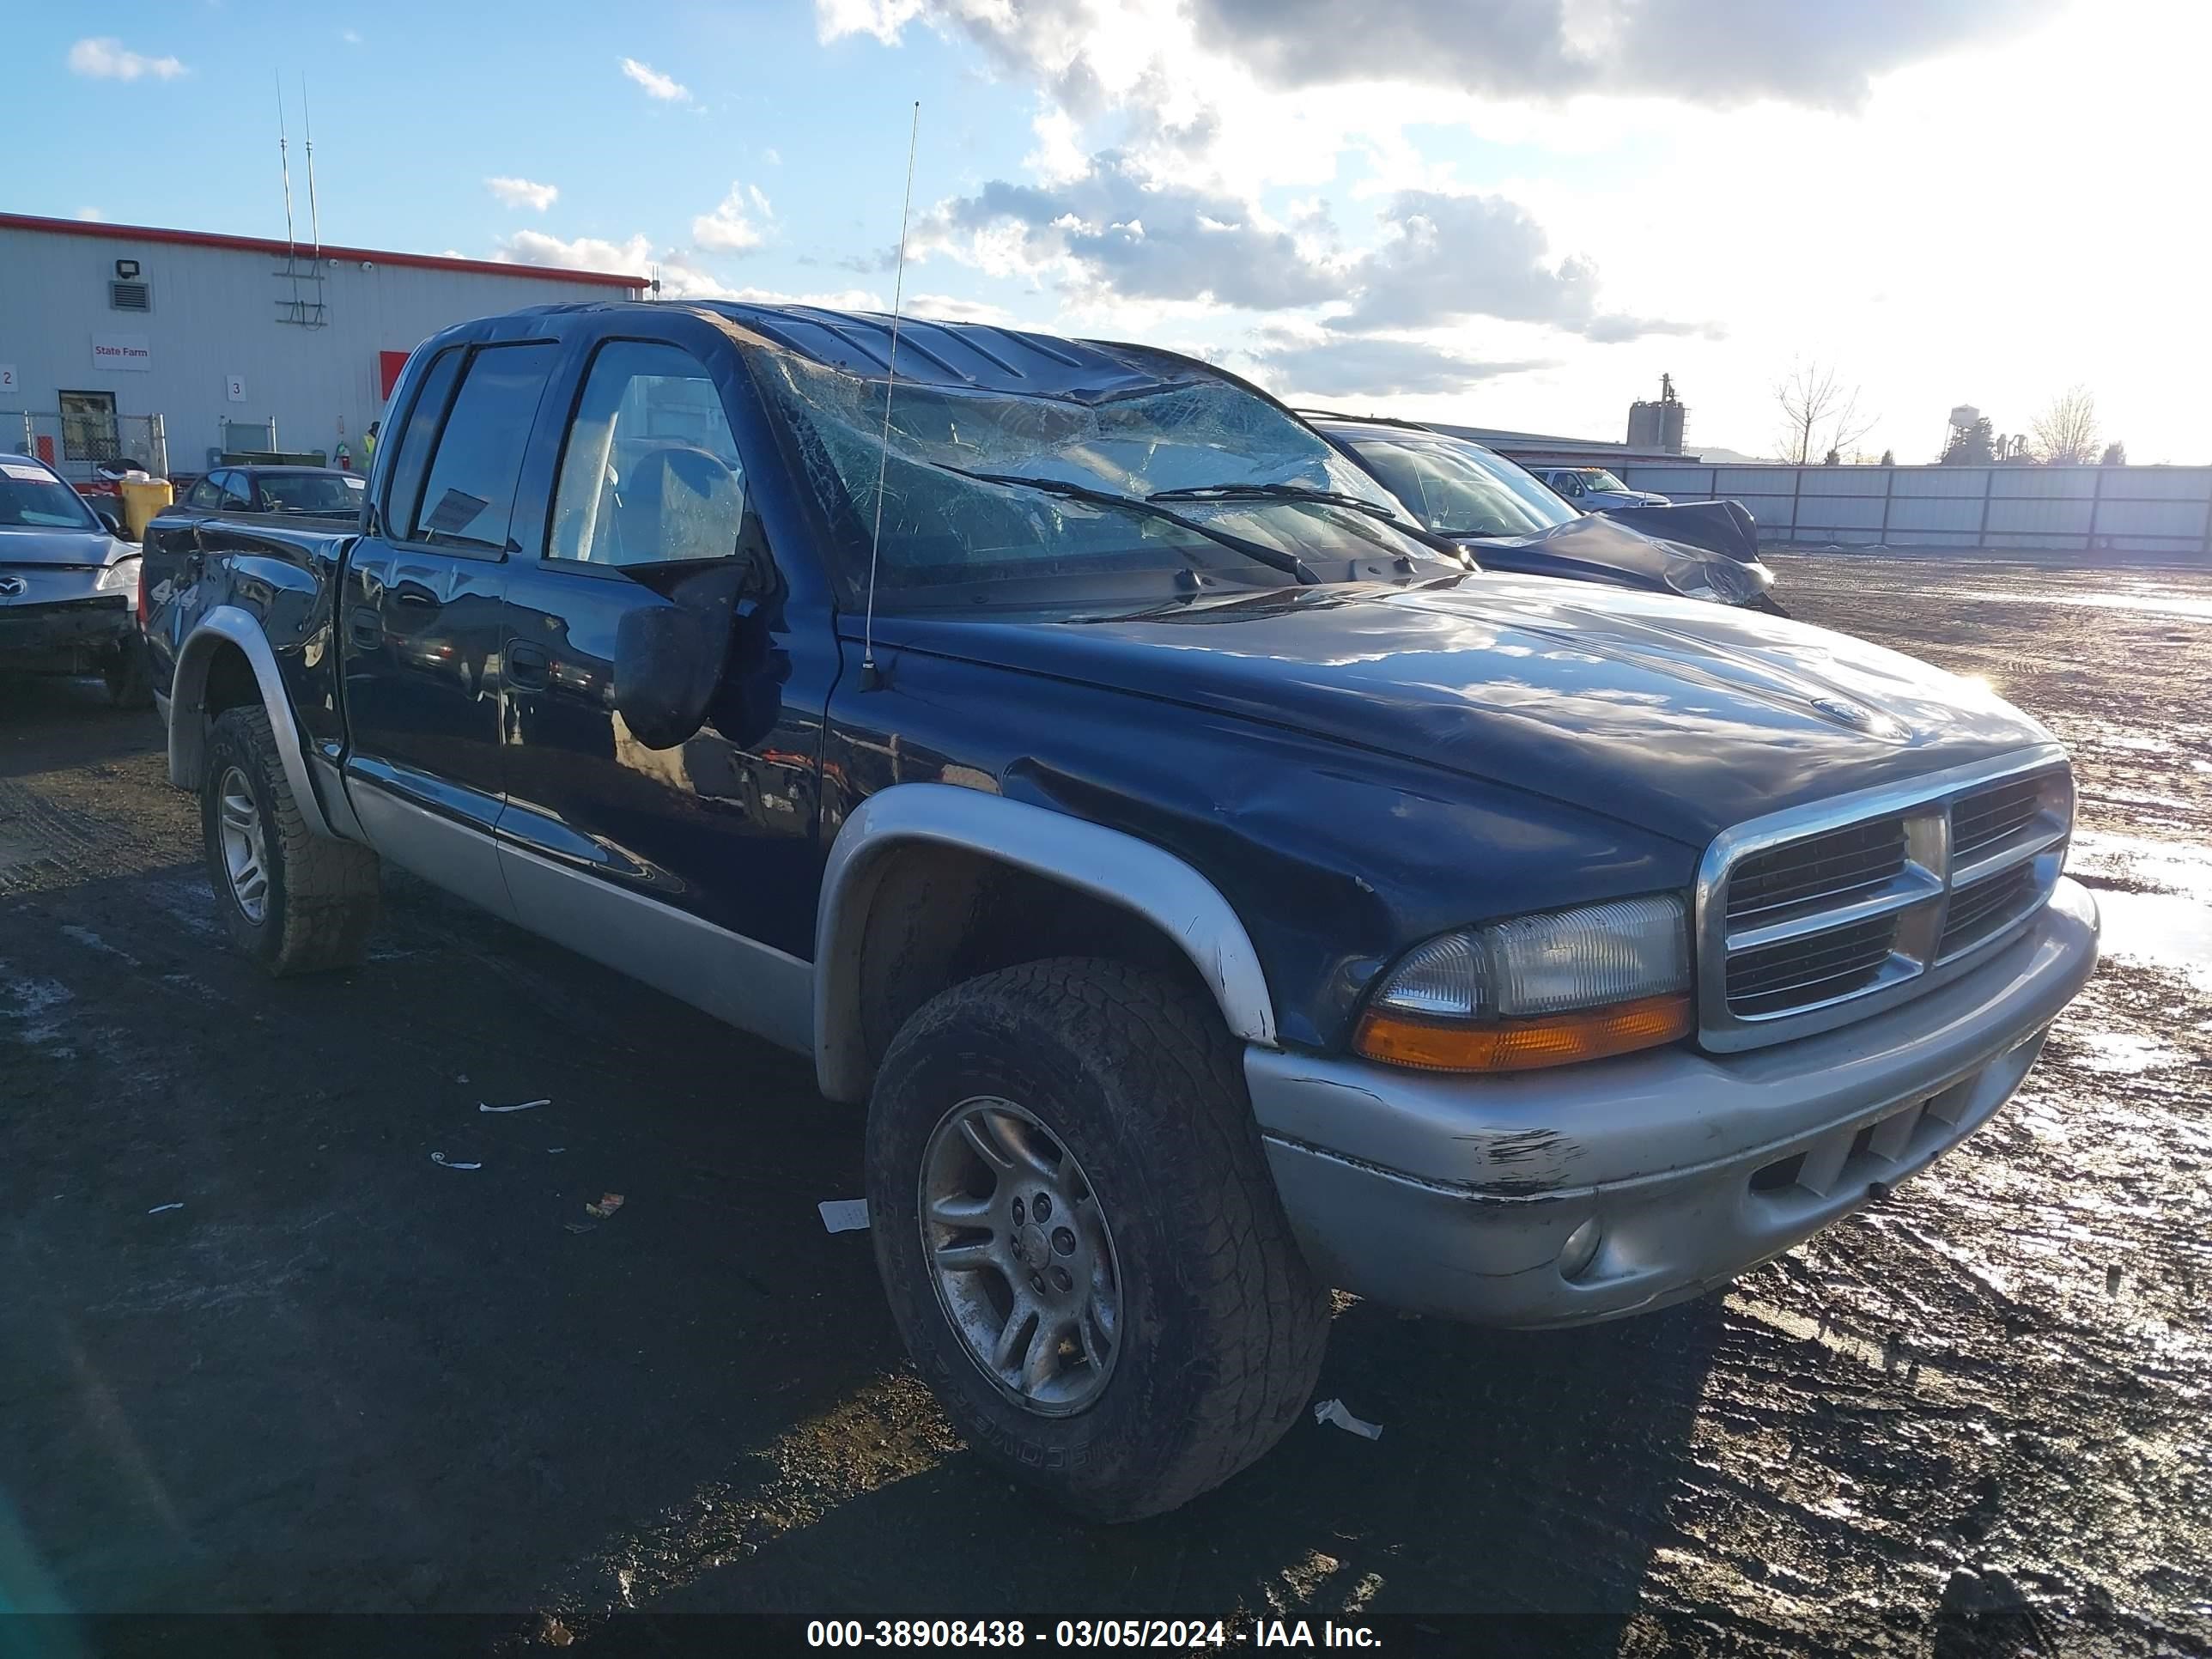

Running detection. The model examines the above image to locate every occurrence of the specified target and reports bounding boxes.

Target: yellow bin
[117,478,174,541]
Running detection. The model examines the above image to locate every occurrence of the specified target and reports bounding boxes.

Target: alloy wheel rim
[918,1096,1121,1416]
[217,767,270,925]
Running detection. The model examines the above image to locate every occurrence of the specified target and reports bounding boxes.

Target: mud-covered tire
[201,704,380,975]
[104,635,155,709]
[866,957,1330,1522]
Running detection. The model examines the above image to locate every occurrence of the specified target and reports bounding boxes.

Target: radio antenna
[859,99,921,690]
[302,75,322,259]
[276,74,297,257]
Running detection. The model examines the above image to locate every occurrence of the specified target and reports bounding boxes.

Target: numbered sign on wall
[226,374,246,404]
[0,364,17,397]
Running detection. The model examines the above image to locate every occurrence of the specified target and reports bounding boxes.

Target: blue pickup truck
[141,301,2100,1521]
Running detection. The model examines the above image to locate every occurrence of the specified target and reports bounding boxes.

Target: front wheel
[866,958,1330,1522]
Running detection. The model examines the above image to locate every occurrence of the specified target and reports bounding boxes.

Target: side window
[408,342,558,553]
[187,477,221,509]
[548,340,746,567]
[219,471,253,509]
[381,347,465,540]
[1556,472,1583,497]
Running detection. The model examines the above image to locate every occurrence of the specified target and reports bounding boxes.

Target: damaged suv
[142,302,2100,1521]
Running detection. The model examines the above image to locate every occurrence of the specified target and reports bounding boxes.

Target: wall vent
[109,280,152,312]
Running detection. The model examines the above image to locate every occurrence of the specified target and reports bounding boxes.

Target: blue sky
[15,0,2209,462]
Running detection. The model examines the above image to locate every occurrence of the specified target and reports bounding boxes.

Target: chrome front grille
[1698,752,2074,1051]
[1726,818,1908,926]
[1726,913,1900,1018]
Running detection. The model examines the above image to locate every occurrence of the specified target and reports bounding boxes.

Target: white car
[1532,465,1669,510]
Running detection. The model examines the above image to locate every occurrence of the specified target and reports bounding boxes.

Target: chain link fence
[9,410,169,481]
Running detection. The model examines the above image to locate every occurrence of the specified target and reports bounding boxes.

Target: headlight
[95,556,142,595]
[1663,557,1756,605]
[1354,894,1692,1073]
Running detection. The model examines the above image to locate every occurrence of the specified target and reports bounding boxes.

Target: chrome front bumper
[1248,878,2100,1328]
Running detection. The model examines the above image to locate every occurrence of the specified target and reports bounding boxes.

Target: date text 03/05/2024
[805,1619,1382,1649]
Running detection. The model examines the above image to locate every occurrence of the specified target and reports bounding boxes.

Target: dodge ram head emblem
[1811,696,1875,729]
[0,575,28,599]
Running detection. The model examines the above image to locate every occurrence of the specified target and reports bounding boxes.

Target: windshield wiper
[1151,482,1473,564]
[1149,482,1401,520]
[938,466,1318,584]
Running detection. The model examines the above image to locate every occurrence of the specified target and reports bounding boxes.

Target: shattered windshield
[1349,435,1576,538]
[752,349,1445,601]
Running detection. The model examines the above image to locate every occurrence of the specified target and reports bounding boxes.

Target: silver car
[1533,465,1670,510]
[0,451,151,705]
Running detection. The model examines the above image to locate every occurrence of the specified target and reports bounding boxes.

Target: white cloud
[1241,331,1556,399]
[814,0,925,46]
[620,58,690,102]
[495,230,655,276]
[693,181,772,252]
[910,293,1021,326]
[342,28,362,46]
[67,37,187,81]
[486,176,560,212]
[75,207,106,222]
[763,147,783,166]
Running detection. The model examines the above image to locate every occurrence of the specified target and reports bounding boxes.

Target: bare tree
[1774,362,1877,465]
[2032,385,2101,465]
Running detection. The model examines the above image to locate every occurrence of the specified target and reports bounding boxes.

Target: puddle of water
[2070,831,2212,902]
[1960,589,2212,621]
[2069,1030,2186,1074]
[2064,833,2212,990]
[2092,890,2212,994]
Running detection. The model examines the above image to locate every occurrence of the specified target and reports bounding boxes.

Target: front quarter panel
[821,644,1698,1050]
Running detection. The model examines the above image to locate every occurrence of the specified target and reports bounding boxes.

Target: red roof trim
[0,211,646,289]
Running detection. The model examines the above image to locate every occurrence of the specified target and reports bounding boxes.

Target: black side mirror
[94,502,131,539]
[611,561,745,750]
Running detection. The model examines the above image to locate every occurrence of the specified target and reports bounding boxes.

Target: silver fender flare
[168,606,338,841]
[814,782,1279,1102]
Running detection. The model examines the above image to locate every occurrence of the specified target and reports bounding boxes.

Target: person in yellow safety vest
[362,421,380,470]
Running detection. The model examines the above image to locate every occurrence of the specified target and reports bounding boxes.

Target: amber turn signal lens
[1352,994,1694,1073]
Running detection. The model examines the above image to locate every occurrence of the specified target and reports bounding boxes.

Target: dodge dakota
[142,301,2100,1521]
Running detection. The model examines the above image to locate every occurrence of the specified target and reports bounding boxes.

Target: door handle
[348,606,382,650]
[506,641,550,686]
[392,584,440,610]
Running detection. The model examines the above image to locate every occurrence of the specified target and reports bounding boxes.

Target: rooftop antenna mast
[859,100,921,690]
[302,75,322,259]
[276,74,297,257]
[276,74,308,325]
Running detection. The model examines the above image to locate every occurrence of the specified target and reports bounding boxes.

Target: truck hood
[0,526,128,568]
[882,575,2054,849]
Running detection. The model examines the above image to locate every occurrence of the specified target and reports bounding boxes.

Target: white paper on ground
[1313,1398,1383,1440]
[430,1152,483,1170]
[147,1202,184,1215]
[818,1198,871,1233]
[479,1098,550,1114]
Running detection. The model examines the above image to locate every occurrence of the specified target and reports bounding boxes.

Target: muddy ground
[3,553,2209,1654]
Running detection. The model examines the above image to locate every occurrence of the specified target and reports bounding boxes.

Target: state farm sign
[92,333,152,372]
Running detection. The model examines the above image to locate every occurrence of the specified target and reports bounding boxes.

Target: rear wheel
[866,958,1330,1522]
[201,705,381,975]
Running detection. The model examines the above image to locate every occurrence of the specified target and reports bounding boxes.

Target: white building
[0,211,642,479]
